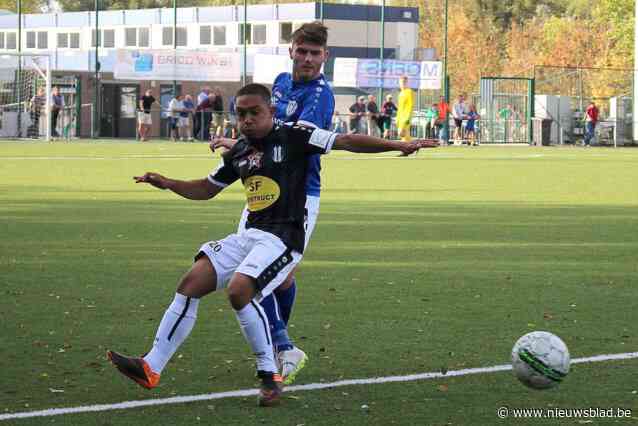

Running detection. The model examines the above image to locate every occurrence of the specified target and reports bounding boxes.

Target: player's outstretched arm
[134,172,223,200]
[332,134,438,156]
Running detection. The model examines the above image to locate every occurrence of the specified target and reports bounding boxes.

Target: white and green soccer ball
[511,331,570,390]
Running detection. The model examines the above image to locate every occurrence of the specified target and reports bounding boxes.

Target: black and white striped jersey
[208,124,336,253]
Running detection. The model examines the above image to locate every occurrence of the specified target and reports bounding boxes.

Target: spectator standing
[348,96,367,134]
[381,94,398,139]
[138,89,156,142]
[465,104,480,146]
[584,101,599,146]
[452,94,467,143]
[498,104,512,142]
[181,94,195,141]
[29,87,46,138]
[424,103,438,139]
[51,86,64,138]
[332,112,347,134]
[366,94,380,137]
[397,75,414,141]
[168,94,185,142]
[194,87,212,140]
[437,96,450,143]
[225,95,238,139]
[211,87,224,138]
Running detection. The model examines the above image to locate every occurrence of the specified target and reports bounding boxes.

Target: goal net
[0,53,51,140]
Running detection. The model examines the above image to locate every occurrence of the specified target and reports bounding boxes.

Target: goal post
[0,53,51,141]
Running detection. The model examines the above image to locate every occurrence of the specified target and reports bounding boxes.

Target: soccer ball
[511,331,570,390]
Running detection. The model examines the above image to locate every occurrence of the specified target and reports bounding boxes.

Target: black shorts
[454,118,463,128]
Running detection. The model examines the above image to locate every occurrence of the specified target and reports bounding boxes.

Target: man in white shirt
[452,94,467,143]
[168,94,185,142]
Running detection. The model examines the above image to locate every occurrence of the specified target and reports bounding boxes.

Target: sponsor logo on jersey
[244,175,280,212]
[286,100,298,117]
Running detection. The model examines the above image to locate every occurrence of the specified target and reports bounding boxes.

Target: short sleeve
[307,128,337,154]
[207,157,239,188]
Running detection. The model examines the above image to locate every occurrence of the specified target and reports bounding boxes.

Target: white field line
[1,351,636,421]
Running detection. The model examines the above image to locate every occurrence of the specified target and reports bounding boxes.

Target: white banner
[419,61,442,90]
[252,54,293,84]
[332,58,442,90]
[114,50,241,82]
[332,57,359,88]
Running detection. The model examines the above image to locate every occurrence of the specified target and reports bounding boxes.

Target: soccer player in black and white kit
[107,84,436,406]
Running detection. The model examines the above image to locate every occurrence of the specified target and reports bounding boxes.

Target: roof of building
[0,2,418,29]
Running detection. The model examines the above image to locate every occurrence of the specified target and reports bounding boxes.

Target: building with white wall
[0,2,419,76]
[0,2,420,138]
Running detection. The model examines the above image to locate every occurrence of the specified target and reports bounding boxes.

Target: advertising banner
[114,50,241,81]
[334,58,442,90]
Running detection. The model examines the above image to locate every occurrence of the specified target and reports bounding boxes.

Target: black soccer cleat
[257,370,283,407]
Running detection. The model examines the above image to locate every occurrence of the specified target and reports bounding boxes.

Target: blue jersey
[271,72,335,196]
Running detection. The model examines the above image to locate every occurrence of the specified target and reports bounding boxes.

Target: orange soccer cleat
[107,350,160,390]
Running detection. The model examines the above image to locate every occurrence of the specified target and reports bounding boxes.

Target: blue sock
[260,293,293,352]
[275,280,297,325]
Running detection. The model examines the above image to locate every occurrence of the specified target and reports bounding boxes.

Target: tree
[0,0,45,13]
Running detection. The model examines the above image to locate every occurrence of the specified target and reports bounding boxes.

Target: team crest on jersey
[247,151,263,171]
[286,100,298,117]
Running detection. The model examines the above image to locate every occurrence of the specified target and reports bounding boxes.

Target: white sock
[144,293,199,374]
[235,300,277,374]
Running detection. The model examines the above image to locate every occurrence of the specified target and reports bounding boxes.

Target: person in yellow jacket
[396,75,414,141]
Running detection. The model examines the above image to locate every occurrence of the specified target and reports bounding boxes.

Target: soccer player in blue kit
[249,21,335,384]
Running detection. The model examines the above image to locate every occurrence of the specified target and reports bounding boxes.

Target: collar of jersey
[291,73,326,88]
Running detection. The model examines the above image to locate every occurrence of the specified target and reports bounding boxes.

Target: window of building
[37,31,47,49]
[103,29,114,48]
[57,33,68,48]
[163,27,187,46]
[0,33,5,49]
[7,33,16,50]
[58,32,80,49]
[162,27,172,46]
[26,31,36,49]
[70,33,80,49]
[125,28,136,47]
[92,29,114,47]
[176,27,187,46]
[279,22,292,44]
[91,29,100,47]
[213,26,226,45]
[200,25,211,45]
[238,23,251,44]
[253,24,266,45]
[139,28,149,47]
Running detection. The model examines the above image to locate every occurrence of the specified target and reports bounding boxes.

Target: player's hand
[415,139,439,149]
[397,141,422,156]
[210,136,236,153]
[133,172,170,190]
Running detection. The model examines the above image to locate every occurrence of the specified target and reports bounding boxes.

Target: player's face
[235,95,274,139]
[289,42,328,82]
